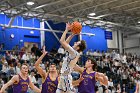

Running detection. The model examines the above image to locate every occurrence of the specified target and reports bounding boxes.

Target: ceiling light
[87,16,100,20]
[89,13,96,16]
[27,1,34,5]
[138,21,140,23]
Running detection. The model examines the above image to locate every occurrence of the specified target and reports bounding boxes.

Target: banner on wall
[105,31,112,40]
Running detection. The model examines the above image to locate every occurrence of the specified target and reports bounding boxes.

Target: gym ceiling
[0,0,140,35]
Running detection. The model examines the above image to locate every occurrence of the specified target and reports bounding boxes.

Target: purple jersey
[78,69,96,93]
[41,74,58,93]
[13,74,29,93]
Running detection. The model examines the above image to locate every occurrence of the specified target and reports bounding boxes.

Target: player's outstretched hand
[43,46,47,54]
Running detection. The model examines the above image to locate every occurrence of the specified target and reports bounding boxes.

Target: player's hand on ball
[66,22,72,31]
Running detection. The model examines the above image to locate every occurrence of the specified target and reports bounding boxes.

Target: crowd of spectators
[0,45,139,93]
[87,49,139,93]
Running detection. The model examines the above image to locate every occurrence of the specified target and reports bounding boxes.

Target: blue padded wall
[82,26,107,52]
[0,14,40,50]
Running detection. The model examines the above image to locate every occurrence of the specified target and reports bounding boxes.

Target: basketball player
[34,46,59,93]
[0,63,41,93]
[135,74,140,93]
[56,23,86,93]
[73,57,108,93]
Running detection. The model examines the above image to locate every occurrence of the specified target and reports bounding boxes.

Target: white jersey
[60,45,79,75]
[57,45,79,93]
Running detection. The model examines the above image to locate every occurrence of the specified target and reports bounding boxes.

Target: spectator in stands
[0,43,4,50]
[135,74,140,93]
[0,77,4,89]
[29,52,36,63]
[1,56,7,64]
[136,64,140,73]
[29,63,35,72]
[12,45,19,55]
[44,61,50,71]
[28,71,37,93]
[11,51,17,59]
[2,62,9,73]
[39,61,45,70]
[116,84,121,93]
[12,45,19,51]
[93,49,97,56]
[108,78,114,91]
[21,52,29,61]
[122,69,128,85]
[58,45,65,55]
[133,53,137,59]
[7,66,16,78]
[122,53,127,64]
[19,47,25,57]
[121,84,127,93]
[29,71,37,84]
[15,63,21,74]
[31,44,42,57]
[5,51,11,61]
[31,44,37,54]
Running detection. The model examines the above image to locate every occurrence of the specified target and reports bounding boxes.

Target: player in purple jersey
[0,63,41,93]
[73,57,108,93]
[35,46,59,93]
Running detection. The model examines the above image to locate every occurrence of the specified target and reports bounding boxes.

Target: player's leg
[57,76,66,93]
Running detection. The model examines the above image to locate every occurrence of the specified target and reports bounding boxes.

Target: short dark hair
[21,63,29,69]
[49,63,56,67]
[87,57,97,70]
[77,40,86,52]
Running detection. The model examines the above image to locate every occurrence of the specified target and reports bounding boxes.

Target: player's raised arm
[60,23,72,50]
[66,34,75,44]
[35,46,47,78]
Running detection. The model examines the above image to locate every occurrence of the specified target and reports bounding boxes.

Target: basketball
[71,21,82,34]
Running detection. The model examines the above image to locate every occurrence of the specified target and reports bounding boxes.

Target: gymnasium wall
[0,14,40,50]
[107,31,118,49]
[124,38,140,55]
[0,13,118,52]
[81,26,108,52]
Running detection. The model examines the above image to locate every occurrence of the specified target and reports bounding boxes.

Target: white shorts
[57,74,75,93]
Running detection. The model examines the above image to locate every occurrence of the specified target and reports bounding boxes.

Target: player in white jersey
[56,23,86,93]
